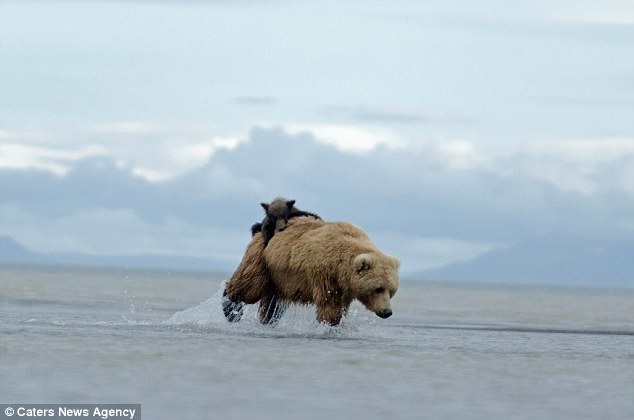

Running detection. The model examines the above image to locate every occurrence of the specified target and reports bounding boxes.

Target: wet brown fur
[225,217,400,325]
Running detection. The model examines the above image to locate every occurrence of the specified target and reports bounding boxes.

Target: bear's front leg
[314,284,348,326]
[316,305,344,326]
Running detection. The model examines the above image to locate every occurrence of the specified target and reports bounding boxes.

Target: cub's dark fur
[251,197,321,246]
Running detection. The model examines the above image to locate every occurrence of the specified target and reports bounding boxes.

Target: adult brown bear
[223,217,400,326]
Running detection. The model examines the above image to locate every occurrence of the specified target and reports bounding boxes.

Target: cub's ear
[286,199,296,208]
[354,253,373,273]
[261,202,270,211]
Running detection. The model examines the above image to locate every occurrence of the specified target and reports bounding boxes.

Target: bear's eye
[374,287,385,294]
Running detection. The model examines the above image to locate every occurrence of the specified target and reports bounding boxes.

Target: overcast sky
[1,1,633,284]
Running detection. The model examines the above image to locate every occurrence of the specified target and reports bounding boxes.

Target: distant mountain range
[415,237,633,288]
[0,235,230,273]
[1,234,632,288]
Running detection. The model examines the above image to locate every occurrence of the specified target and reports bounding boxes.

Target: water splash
[164,281,388,340]
[165,287,227,326]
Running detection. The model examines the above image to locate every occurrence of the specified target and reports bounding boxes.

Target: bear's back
[263,218,380,275]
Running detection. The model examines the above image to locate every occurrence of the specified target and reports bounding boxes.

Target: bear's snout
[375,308,393,319]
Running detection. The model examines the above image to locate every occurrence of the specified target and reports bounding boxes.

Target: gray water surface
[1,265,633,420]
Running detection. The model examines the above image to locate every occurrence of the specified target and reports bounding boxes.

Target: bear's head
[261,198,296,232]
[351,253,400,319]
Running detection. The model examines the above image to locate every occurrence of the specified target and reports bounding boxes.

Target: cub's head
[261,198,296,232]
[351,253,400,319]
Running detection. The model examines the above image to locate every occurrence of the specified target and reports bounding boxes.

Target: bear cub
[251,197,321,246]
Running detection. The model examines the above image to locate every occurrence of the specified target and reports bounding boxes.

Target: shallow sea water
[1,265,633,420]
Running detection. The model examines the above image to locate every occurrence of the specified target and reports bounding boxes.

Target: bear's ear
[261,202,270,211]
[354,254,373,273]
[286,199,296,208]
[392,256,401,268]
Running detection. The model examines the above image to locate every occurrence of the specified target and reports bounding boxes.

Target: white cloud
[128,138,218,182]
[82,123,246,181]
[550,3,634,26]
[521,161,598,195]
[285,124,408,153]
[130,167,173,183]
[529,138,634,163]
[518,138,634,195]
[1,126,632,282]
[0,123,246,181]
[0,143,107,176]
[3,124,631,198]
[434,139,485,171]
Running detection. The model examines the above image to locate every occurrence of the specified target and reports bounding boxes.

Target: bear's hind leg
[223,234,271,322]
[258,293,287,325]
[222,289,244,322]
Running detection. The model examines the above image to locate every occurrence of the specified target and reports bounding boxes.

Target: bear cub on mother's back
[251,197,321,246]
[225,217,400,326]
